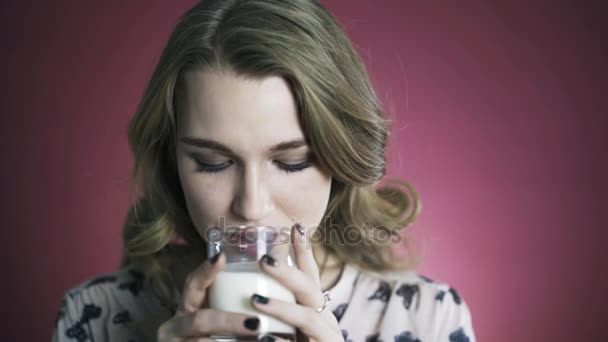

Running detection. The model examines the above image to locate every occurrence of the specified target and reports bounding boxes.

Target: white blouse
[53,263,476,341]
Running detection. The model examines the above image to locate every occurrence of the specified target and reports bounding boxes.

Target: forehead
[176,69,306,152]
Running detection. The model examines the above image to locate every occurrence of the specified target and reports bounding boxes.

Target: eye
[193,159,232,173]
[274,155,315,174]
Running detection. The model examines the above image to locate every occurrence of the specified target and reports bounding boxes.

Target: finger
[258,252,322,309]
[250,295,341,341]
[168,308,261,338]
[180,252,225,313]
[291,222,320,286]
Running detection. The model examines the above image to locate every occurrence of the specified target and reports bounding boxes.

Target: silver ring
[315,291,332,313]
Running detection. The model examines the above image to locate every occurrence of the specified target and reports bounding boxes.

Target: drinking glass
[207,225,296,341]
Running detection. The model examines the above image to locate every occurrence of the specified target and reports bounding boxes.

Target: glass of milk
[207,224,296,341]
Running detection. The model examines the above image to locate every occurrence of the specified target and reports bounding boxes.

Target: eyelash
[193,158,314,174]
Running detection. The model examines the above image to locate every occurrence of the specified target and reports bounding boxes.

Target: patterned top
[52,263,476,341]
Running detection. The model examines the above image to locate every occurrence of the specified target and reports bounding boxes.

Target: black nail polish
[251,294,269,304]
[258,335,277,342]
[209,252,221,264]
[244,317,260,331]
[295,223,305,236]
[260,254,276,266]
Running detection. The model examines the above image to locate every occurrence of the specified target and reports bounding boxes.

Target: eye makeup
[188,152,316,174]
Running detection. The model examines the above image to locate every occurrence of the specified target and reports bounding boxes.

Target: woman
[53,0,476,341]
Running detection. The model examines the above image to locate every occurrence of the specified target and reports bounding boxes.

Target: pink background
[2,0,606,340]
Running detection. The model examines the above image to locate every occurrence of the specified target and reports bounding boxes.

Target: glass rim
[208,224,292,246]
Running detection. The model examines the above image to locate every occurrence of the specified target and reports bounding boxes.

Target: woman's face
[175,69,332,241]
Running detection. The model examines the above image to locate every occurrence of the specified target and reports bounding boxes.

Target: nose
[231,163,275,224]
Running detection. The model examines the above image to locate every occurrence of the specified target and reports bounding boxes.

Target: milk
[209,261,296,335]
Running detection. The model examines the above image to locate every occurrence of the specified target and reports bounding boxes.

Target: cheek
[273,169,332,228]
[178,167,233,235]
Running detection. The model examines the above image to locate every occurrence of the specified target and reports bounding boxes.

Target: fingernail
[260,254,276,266]
[209,252,221,264]
[251,293,269,304]
[258,335,277,342]
[295,223,305,236]
[244,317,260,331]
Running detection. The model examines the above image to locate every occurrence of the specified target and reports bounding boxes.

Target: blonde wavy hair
[121,0,422,308]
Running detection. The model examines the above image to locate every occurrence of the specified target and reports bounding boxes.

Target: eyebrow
[179,136,308,154]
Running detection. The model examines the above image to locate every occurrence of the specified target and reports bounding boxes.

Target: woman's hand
[251,223,345,342]
[157,252,261,341]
